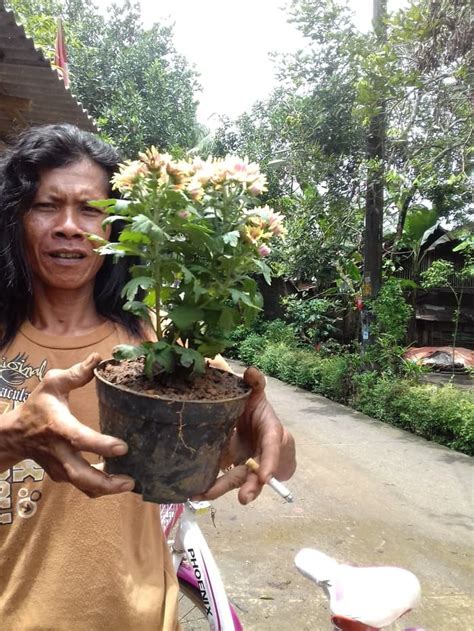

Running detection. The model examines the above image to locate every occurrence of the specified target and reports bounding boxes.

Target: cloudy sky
[117,1,408,125]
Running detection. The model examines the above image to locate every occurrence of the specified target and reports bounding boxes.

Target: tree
[210,0,471,313]
[6,0,201,156]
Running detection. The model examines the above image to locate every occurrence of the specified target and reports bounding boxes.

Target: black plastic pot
[94,360,251,503]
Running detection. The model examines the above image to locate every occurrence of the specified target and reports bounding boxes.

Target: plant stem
[153,199,162,341]
[155,269,162,341]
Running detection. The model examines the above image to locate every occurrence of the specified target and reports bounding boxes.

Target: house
[396,224,474,349]
[0,0,97,147]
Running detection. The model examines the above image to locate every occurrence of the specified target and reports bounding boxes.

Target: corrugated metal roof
[0,1,97,139]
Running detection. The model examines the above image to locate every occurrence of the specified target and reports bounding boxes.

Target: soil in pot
[95,358,251,504]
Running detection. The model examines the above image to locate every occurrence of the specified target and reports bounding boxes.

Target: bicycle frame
[161,501,242,631]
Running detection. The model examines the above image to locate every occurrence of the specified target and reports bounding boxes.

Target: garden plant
[91,148,285,503]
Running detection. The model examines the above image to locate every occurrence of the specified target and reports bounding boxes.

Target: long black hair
[0,123,143,349]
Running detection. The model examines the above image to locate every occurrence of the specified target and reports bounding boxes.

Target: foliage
[352,375,474,455]
[237,334,268,366]
[420,259,455,290]
[210,0,471,298]
[92,149,284,378]
[370,278,413,342]
[420,255,473,370]
[364,278,413,374]
[230,321,473,455]
[281,293,340,344]
[6,0,200,156]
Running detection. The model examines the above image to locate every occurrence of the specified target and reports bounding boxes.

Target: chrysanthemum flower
[112,160,147,191]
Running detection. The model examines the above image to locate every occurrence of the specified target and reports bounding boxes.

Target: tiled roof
[0,0,97,140]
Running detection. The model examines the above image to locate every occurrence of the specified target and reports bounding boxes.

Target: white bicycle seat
[295,549,421,629]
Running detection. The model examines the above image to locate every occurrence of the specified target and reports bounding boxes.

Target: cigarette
[245,457,294,503]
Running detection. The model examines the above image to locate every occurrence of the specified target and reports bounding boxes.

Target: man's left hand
[196,366,296,505]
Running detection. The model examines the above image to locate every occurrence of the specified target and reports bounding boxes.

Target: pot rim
[94,358,251,405]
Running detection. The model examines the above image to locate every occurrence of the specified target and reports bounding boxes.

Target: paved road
[200,362,473,630]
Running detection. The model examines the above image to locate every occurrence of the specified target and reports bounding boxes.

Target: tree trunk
[361,0,387,351]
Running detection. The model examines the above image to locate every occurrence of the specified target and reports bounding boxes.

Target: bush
[396,384,474,454]
[316,355,352,402]
[281,294,341,344]
[352,375,474,455]
[259,319,297,345]
[227,318,296,359]
[238,333,266,365]
[229,318,474,456]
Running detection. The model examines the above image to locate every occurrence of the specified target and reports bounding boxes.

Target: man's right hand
[0,352,135,498]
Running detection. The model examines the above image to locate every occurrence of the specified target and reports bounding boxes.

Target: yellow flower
[138,147,171,172]
[112,160,147,191]
[246,206,286,237]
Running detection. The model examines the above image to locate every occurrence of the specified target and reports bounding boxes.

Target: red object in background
[355,297,364,311]
[404,346,474,368]
[54,18,70,88]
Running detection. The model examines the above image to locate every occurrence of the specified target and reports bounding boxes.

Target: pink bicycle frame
[160,502,242,631]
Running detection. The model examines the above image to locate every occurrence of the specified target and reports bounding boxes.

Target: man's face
[23,159,111,292]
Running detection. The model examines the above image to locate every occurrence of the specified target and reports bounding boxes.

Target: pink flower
[258,244,271,257]
[245,206,286,238]
[247,175,267,196]
[187,177,204,201]
[178,210,191,219]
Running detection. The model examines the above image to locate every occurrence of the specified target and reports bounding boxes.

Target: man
[0,124,296,630]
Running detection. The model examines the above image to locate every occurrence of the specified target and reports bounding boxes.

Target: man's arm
[0,353,135,498]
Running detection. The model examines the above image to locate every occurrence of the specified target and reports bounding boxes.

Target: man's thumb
[243,366,266,393]
[45,353,102,395]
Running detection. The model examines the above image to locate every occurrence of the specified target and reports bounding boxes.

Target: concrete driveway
[200,362,473,630]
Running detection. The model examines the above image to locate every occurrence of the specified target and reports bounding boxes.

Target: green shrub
[258,343,289,377]
[281,294,341,344]
[238,333,266,365]
[317,355,352,402]
[228,318,474,456]
[395,384,474,454]
[352,375,474,455]
[292,352,324,389]
[260,319,297,345]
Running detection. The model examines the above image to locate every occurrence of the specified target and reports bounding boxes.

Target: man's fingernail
[245,492,255,504]
[120,480,135,492]
[112,443,128,456]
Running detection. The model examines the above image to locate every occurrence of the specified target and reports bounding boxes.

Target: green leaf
[88,198,118,210]
[222,230,240,247]
[121,276,155,301]
[404,208,439,243]
[230,288,260,309]
[218,307,237,331]
[122,301,153,325]
[155,347,176,373]
[176,347,205,373]
[131,214,165,240]
[119,229,151,245]
[255,259,272,284]
[112,344,144,360]
[197,341,226,359]
[398,278,418,289]
[169,306,204,329]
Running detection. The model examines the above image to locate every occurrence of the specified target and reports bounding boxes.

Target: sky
[121,0,408,127]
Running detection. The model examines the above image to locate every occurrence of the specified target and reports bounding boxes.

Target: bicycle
[295,548,426,631]
[160,500,242,630]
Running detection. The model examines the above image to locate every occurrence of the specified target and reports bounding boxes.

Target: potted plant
[91,148,285,503]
